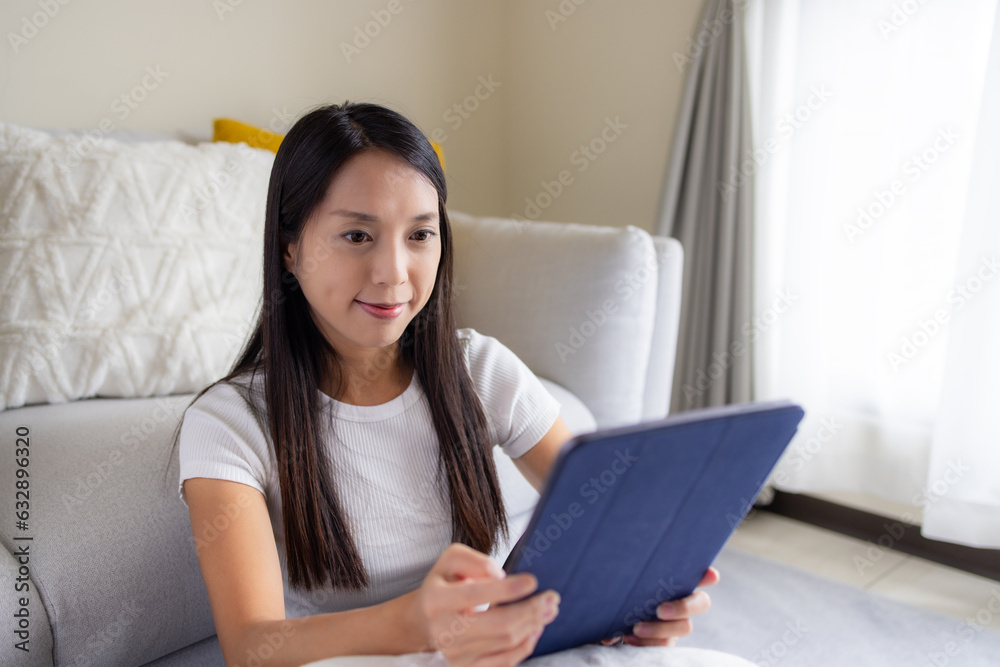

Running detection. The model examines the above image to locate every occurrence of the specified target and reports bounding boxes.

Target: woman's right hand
[409,543,560,666]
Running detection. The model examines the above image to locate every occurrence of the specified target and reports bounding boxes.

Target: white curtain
[747,0,1000,547]
[922,3,1000,548]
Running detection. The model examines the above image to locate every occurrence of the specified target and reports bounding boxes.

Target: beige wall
[0,0,705,232]
[501,0,704,231]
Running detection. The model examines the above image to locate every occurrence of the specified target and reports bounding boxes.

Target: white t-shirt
[177,327,561,618]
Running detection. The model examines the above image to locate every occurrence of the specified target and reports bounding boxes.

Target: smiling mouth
[355,300,406,319]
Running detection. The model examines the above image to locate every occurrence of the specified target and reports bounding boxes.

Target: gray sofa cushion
[0,395,215,666]
[0,546,54,666]
[450,212,661,429]
[142,634,224,666]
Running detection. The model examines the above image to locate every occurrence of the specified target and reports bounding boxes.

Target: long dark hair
[169,102,507,591]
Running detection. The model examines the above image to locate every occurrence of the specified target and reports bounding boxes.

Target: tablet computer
[502,400,805,657]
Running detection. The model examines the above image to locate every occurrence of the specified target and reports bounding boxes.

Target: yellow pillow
[213,118,283,153]
[212,117,446,171]
[431,141,446,172]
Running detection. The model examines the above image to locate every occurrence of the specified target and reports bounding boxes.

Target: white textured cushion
[0,122,274,410]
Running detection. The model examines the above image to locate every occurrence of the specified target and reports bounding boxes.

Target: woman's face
[283,149,441,364]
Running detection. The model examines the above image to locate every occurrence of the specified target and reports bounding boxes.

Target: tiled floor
[727,509,1000,633]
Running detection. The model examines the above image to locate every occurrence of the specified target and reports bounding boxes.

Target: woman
[177,102,716,667]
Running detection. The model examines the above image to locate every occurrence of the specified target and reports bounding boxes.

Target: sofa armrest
[0,397,215,666]
[642,237,684,421]
[450,211,660,429]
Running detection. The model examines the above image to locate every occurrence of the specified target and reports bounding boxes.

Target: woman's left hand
[601,567,720,648]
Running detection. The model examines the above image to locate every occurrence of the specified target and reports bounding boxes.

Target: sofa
[0,122,683,666]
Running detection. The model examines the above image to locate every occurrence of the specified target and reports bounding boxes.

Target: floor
[727,508,1000,633]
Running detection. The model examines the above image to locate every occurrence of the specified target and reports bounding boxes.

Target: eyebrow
[330,209,438,223]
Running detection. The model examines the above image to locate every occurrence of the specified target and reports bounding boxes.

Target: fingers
[474,590,560,642]
[631,618,692,641]
[435,592,558,665]
[421,544,562,665]
[614,589,710,649]
[624,634,680,648]
[429,544,539,611]
[697,566,721,588]
[432,543,507,583]
[447,589,558,658]
[655,590,711,621]
[438,571,540,613]
[467,624,545,667]
[599,571,719,651]
[622,615,693,648]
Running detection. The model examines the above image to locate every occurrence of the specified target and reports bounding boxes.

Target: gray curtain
[657,0,754,413]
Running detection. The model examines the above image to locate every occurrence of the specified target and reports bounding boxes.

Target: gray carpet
[683,547,1000,666]
[145,546,1000,666]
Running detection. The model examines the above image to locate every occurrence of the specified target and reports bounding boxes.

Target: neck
[328,344,412,406]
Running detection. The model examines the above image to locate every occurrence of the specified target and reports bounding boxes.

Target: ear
[283,241,297,275]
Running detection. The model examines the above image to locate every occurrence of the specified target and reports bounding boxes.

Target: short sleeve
[458,328,562,459]
[177,380,272,507]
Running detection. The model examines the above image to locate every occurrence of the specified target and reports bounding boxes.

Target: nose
[370,235,408,287]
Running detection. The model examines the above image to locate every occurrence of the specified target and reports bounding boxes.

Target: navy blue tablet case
[502,400,805,657]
